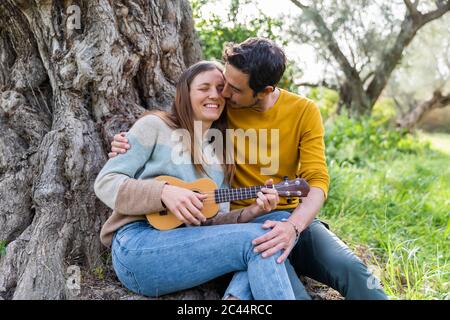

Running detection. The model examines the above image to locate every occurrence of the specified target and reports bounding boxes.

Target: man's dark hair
[222,38,287,95]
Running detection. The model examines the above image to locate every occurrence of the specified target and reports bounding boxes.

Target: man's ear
[256,86,275,99]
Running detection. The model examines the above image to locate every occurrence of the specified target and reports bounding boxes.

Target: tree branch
[296,81,339,91]
[367,2,450,105]
[362,71,375,85]
[403,0,421,17]
[422,1,450,24]
[396,90,450,130]
[290,0,361,85]
[290,0,309,10]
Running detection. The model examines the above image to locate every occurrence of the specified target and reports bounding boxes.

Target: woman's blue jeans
[111,220,297,299]
[224,211,388,300]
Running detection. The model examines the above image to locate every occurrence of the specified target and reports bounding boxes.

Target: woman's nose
[209,88,220,99]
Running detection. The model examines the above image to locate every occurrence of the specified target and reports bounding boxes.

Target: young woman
[94,61,298,299]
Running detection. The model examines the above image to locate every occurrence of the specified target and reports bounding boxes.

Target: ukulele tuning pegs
[283,176,289,181]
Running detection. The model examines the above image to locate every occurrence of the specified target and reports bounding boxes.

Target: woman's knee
[232,223,268,239]
[250,210,291,224]
[227,224,270,257]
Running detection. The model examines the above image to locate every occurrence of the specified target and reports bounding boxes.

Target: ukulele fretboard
[214,186,270,203]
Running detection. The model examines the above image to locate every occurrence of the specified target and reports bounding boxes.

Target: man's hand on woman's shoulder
[109,132,130,158]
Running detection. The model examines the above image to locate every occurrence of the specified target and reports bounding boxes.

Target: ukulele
[146,175,310,230]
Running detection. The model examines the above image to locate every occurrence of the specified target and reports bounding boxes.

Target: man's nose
[221,83,231,98]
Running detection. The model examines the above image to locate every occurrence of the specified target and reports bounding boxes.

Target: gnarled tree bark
[0,0,201,300]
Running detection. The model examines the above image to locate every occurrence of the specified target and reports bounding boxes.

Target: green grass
[321,133,450,300]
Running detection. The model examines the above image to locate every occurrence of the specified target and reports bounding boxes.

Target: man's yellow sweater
[227,89,330,210]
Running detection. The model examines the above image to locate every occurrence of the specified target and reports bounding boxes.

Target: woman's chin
[200,110,223,121]
[200,116,220,122]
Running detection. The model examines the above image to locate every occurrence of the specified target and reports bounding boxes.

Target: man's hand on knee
[252,220,297,264]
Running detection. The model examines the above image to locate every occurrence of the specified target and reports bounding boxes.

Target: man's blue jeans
[224,211,388,300]
[111,220,297,299]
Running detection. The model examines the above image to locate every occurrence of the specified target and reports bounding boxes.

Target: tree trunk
[338,81,371,116]
[0,0,345,301]
[0,0,201,300]
[396,90,450,131]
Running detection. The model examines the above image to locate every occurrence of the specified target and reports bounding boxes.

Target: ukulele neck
[214,185,269,203]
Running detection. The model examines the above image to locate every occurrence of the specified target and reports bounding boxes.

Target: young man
[109,38,387,300]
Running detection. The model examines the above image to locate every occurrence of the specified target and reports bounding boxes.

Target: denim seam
[272,258,285,299]
[112,246,143,294]
[275,259,293,299]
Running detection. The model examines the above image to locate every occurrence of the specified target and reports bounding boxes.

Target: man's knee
[333,253,367,277]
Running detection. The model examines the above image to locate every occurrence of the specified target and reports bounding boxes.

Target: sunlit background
[190,0,450,300]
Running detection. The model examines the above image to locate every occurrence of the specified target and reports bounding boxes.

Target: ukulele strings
[195,186,292,203]
[200,196,298,204]
[196,186,272,196]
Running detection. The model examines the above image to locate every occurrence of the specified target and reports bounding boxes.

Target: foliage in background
[371,98,398,124]
[308,87,339,119]
[324,113,430,168]
[290,0,404,84]
[191,0,301,93]
[322,127,450,299]
[310,87,398,123]
[288,0,450,116]
[0,241,6,258]
[191,0,284,60]
[322,115,449,299]
[386,14,450,117]
[190,0,449,299]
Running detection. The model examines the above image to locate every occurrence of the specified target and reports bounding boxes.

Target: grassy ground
[418,131,450,155]
[321,132,450,299]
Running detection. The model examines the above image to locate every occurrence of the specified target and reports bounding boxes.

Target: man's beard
[227,98,259,109]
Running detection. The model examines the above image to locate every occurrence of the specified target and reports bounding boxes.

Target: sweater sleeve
[297,102,330,198]
[94,115,167,215]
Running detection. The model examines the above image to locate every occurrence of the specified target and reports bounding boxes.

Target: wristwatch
[281,218,300,241]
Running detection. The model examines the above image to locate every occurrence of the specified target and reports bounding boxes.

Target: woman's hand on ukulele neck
[161,184,207,226]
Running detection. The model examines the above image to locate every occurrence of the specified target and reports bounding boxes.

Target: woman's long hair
[144,61,235,184]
